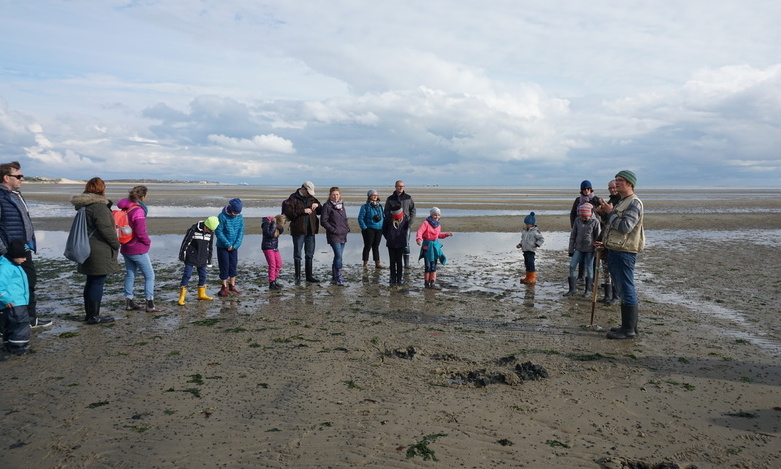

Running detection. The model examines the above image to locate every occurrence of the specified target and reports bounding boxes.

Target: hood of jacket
[70,192,110,210]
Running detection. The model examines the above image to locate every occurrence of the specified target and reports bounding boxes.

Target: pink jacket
[416,220,449,243]
[117,198,151,255]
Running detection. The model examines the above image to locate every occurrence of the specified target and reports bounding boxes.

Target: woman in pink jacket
[415,207,453,289]
[118,185,163,312]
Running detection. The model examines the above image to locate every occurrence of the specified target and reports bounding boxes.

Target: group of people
[1,162,644,356]
[515,171,644,340]
[276,180,450,289]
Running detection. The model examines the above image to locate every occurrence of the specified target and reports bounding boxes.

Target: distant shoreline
[26,178,221,185]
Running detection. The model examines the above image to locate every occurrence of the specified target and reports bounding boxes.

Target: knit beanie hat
[430,207,441,216]
[578,204,593,217]
[228,198,243,214]
[391,207,404,219]
[204,216,219,231]
[580,180,592,191]
[367,189,378,197]
[5,239,29,259]
[524,212,536,225]
[615,170,637,187]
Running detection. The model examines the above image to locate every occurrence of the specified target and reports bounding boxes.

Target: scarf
[426,216,440,229]
[578,194,594,207]
[138,200,149,216]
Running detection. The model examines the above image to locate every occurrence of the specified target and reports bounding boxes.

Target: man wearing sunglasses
[1,161,53,329]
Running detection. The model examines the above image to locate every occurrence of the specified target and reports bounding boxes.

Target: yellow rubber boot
[178,287,187,306]
[197,286,213,301]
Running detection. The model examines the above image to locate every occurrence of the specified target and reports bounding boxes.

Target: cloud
[207,133,295,153]
[1,1,780,185]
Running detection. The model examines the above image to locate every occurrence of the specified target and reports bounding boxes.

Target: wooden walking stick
[589,247,603,326]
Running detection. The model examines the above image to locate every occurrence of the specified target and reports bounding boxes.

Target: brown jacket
[283,190,322,236]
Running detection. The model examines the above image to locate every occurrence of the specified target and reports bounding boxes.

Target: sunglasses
[8,174,24,180]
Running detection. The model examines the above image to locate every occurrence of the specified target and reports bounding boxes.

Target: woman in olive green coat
[70,177,120,324]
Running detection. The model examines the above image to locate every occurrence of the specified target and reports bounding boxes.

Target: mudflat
[2,186,780,468]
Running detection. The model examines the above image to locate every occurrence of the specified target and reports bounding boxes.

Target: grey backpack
[63,207,92,263]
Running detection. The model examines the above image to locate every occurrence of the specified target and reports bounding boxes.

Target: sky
[1,1,780,187]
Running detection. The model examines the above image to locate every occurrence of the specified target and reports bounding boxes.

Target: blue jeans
[84,275,107,303]
[181,264,208,287]
[569,251,594,279]
[123,253,156,299]
[330,242,345,270]
[216,247,239,280]
[523,251,536,272]
[608,250,637,306]
[292,234,316,262]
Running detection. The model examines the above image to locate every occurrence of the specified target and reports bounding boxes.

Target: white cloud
[0,1,780,185]
[207,133,295,153]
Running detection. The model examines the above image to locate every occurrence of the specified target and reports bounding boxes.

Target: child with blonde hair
[262,214,287,290]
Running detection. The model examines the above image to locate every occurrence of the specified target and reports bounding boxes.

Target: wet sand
[2,189,780,468]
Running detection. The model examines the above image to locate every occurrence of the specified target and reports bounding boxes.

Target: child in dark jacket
[262,214,286,290]
[177,216,219,305]
[382,207,409,286]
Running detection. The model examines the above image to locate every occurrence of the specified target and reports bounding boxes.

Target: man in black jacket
[283,181,322,284]
[384,180,416,268]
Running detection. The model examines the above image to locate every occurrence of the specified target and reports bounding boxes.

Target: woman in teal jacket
[358,189,385,269]
[215,198,244,297]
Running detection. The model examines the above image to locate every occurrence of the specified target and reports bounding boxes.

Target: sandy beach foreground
[2,192,780,468]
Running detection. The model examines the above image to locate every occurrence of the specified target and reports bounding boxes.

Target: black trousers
[21,253,37,320]
[361,228,382,262]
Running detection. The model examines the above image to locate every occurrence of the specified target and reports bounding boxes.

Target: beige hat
[302,181,315,196]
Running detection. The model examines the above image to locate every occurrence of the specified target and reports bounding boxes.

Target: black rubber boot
[403,254,410,269]
[294,260,302,285]
[305,259,320,283]
[563,276,577,296]
[85,301,114,325]
[599,283,611,303]
[606,304,638,339]
[125,298,143,311]
[582,278,593,297]
[608,285,619,305]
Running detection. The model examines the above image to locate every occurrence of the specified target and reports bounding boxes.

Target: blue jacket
[216,208,244,249]
[0,256,29,307]
[419,240,447,265]
[0,186,36,255]
[358,202,384,230]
